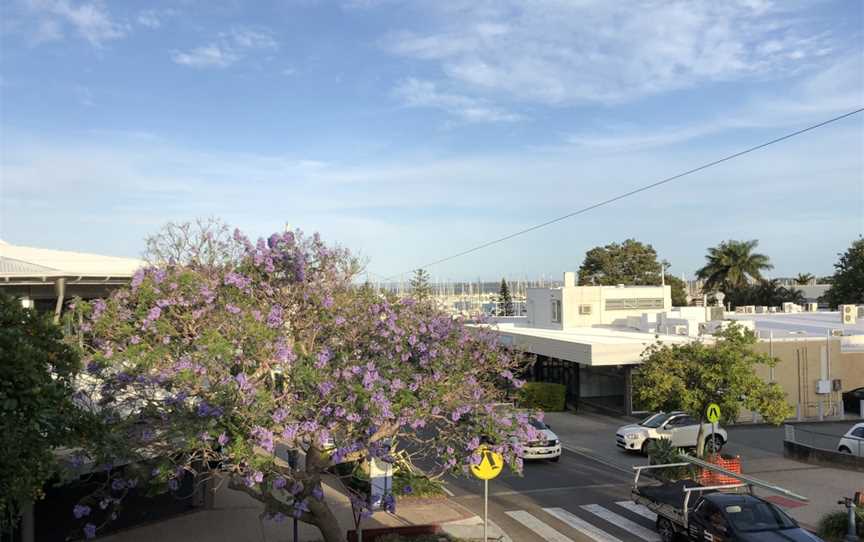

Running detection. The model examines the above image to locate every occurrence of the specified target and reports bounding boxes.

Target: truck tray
[637,480,708,510]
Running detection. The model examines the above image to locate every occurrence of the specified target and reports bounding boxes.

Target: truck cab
[687,493,818,542]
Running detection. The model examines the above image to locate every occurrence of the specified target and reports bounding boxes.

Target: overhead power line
[382,107,864,281]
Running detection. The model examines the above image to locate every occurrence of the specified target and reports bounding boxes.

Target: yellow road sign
[706,403,721,423]
[470,445,504,480]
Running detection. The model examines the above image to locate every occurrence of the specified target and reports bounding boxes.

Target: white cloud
[172,27,278,69]
[564,54,864,152]
[172,45,239,68]
[393,78,522,123]
[136,9,176,30]
[26,0,128,47]
[382,1,837,106]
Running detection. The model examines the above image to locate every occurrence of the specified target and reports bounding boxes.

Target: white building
[525,271,672,329]
[482,272,864,417]
[0,240,144,321]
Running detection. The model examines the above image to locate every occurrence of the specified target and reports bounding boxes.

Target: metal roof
[0,242,144,278]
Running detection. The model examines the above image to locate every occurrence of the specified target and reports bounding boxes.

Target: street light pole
[839,496,859,542]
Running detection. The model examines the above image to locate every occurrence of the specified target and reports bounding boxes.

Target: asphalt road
[444,449,662,542]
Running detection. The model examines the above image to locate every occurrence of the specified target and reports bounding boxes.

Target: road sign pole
[484,479,489,541]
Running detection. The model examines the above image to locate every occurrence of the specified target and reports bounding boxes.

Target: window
[579,304,592,315]
[605,297,665,310]
[551,299,562,323]
[852,427,864,438]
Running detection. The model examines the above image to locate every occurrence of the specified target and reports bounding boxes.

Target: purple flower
[312,486,324,500]
[402,485,413,494]
[83,523,97,539]
[315,348,331,369]
[290,481,304,495]
[322,295,333,309]
[148,306,162,321]
[266,306,283,328]
[334,316,346,325]
[218,433,229,446]
[129,335,141,345]
[273,477,287,490]
[318,381,334,395]
[251,426,274,453]
[111,478,126,491]
[73,504,91,518]
[225,303,242,315]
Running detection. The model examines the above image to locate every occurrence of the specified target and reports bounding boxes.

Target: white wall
[526,279,671,330]
[526,287,563,329]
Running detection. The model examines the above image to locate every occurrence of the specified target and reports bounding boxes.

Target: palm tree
[696,240,773,293]
[794,273,814,285]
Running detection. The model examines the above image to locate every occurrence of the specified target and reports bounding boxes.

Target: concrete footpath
[544,410,863,529]
[99,474,508,542]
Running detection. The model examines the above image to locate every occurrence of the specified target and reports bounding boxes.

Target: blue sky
[1,0,862,282]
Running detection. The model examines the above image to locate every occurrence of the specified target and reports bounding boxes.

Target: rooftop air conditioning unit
[841,304,857,324]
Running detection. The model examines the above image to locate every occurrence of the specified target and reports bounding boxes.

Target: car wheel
[641,440,653,456]
[839,446,852,454]
[657,517,676,542]
[705,435,724,454]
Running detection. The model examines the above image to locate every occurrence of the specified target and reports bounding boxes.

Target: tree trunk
[309,497,344,542]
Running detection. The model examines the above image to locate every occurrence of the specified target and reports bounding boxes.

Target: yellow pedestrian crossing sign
[470,445,504,480]
[706,403,721,423]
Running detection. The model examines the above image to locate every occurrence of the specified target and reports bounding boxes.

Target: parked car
[837,422,864,456]
[842,387,864,415]
[519,418,562,462]
[617,411,727,455]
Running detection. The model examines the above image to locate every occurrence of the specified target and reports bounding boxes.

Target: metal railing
[785,424,862,456]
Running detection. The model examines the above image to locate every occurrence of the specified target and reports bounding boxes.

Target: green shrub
[393,470,446,498]
[817,507,864,541]
[518,382,566,411]
[647,438,692,482]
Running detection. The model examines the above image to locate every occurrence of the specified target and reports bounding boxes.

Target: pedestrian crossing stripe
[505,510,574,542]
[580,504,661,542]
[504,501,660,542]
[614,501,658,522]
[543,507,623,542]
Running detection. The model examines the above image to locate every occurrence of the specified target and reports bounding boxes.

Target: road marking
[458,483,622,498]
[505,510,575,542]
[615,501,657,522]
[543,507,623,542]
[580,504,660,542]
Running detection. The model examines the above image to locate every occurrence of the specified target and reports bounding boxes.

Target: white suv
[520,418,562,462]
[616,411,727,455]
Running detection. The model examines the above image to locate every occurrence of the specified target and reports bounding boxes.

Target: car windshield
[640,412,673,428]
[725,501,798,532]
[529,419,548,430]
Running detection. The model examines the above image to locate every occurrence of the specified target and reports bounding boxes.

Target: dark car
[843,387,864,415]
[687,493,822,542]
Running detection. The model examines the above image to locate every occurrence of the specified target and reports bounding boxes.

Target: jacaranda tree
[66,226,537,541]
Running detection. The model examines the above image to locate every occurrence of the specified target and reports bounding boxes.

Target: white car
[616,411,727,455]
[521,418,562,462]
[837,422,864,456]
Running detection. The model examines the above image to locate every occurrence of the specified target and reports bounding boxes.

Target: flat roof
[727,311,863,338]
[476,322,693,366]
